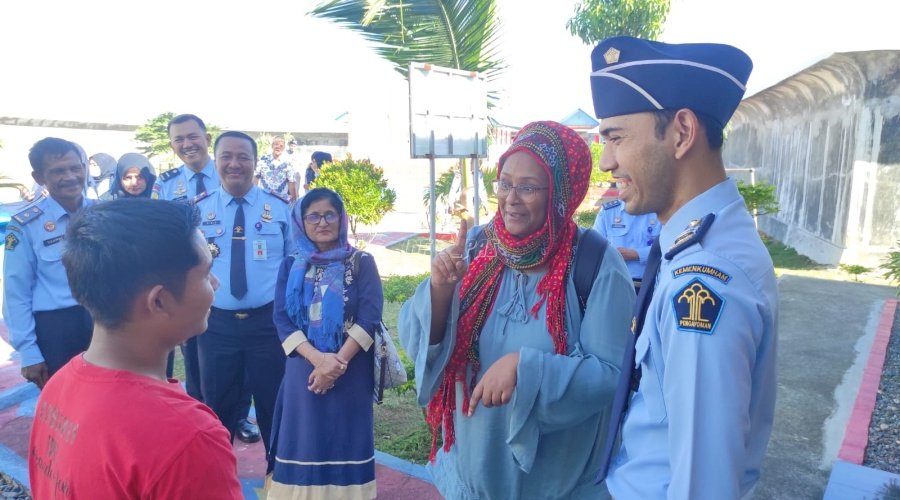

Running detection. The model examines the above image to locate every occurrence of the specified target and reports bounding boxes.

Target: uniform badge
[253,240,267,260]
[208,242,220,258]
[604,47,620,64]
[174,181,186,197]
[5,233,19,251]
[614,217,621,224]
[672,265,732,284]
[216,228,224,235]
[234,226,244,235]
[261,203,273,222]
[672,278,724,335]
[650,219,657,225]
[255,222,263,231]
[44,221,56,232]
[207,212,216,220]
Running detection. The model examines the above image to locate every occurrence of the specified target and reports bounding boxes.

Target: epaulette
[264,188,290,204]
[12,204,43,225]
[603,199,621,210]
[665,213,715,260]
[190,190,215,205]
[158,168,182,182]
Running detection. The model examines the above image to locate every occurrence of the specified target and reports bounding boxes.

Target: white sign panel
[409,62,488,158]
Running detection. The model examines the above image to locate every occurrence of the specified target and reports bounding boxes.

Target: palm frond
[311,0,504,81]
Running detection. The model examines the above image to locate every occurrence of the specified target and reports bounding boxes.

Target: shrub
[880,241,900,296]
[574,210,598,228]
[737,180,779,216]
[382,273,430,304]
[313,155,396,240]
[839,264,871,282]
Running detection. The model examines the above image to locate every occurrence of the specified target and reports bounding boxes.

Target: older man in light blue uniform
[593,199,661,290]
[4,138,95,389]
[194,131,292,453]
[590,37,778,499]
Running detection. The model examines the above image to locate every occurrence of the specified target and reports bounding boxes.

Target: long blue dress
[268,252,383,499]
[399,237,634,499]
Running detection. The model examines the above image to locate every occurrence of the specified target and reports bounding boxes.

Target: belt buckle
[235,312,249,320]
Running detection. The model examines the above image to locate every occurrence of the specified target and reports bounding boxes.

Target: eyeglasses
[492,180,550,200]
[303,212,339,225]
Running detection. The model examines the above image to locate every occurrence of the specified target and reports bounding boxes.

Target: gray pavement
[755,274,895,499]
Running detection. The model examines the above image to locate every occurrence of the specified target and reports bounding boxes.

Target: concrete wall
[724,51,900,266]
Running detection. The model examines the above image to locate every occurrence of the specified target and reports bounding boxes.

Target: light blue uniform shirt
[195,186,292,310]
[593,200,661,280]
[399,228,634,499]
[607,178,778,499]
[151,158,219,202]
[3,196,95,367]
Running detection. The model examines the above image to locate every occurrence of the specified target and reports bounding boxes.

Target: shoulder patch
[672,278,724,335]
[672,264,731,284]
[264,188,290,204]
[603,199,622,210]
[5,233,20,251]
[159,169,182,182]
[12,205,43,225]
[665,213,715,260]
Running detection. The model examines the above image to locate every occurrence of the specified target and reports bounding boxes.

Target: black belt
[210,302,273,320]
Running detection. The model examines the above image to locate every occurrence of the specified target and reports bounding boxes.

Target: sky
[0,0,897,132]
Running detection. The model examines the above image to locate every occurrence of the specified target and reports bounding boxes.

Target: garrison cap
[590,36,752,129]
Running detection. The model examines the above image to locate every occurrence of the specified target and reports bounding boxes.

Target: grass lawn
[762,234,823,271]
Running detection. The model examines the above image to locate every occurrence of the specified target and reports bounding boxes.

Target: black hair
[167,114,208,135]
[651,109,724,150]
[300,187,344,216]
[214,131,258,161]
[28,137,81,174]
[63,199,201,329]
[311,151,333,166]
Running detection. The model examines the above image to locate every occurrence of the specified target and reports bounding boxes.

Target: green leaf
[567,0,671,45]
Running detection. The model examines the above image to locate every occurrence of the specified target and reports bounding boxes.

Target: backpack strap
[573,227,609,317]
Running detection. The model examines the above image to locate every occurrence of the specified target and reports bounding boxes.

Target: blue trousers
[198,303,285,454]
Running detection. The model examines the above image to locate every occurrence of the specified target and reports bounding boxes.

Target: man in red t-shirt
[28,198,242,499]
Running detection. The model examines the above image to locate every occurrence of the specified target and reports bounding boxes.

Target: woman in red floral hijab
[399,121,635,499]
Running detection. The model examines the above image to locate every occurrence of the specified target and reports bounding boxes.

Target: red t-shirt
[29,356,242,499]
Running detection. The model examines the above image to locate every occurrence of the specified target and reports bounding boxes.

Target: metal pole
[472,144,481,226]
[750,167,758,229]
[429,131,437,259]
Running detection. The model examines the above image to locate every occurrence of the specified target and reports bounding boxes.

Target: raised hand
[431,219,469,290]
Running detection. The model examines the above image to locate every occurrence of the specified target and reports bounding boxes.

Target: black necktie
[196,173,207,197]
[230,198,247,299]
[596,238,662,483]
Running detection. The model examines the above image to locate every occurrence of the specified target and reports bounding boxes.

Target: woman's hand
[467,352,520,416]
[305,351,347,395]
[430,219,469,290]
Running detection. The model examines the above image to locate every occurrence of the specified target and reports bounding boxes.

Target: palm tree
[310,0,504,222]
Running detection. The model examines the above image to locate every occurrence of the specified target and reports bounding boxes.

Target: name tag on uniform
[611,223,626,228]
[253,240,267,260]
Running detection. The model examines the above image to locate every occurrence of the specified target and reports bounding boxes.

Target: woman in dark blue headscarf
[108,153,157,199]
[304,151,332,191]
[268,188,383,499]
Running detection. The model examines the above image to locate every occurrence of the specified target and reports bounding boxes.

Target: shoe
[237,418,261,443]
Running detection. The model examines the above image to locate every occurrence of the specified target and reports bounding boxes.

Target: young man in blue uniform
[4,138,95,388]
[591,37,779,499]
[593,199,661,291]
[194,131,291,453]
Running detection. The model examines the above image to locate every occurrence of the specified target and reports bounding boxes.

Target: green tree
[736,180,779,217]
[313,155,397,240]
[134,112,222,159]
[311,0,504,218]
[567,0,671,45]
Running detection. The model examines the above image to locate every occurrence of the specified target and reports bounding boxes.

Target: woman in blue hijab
[108,153,157,199]
[267,188,383,499]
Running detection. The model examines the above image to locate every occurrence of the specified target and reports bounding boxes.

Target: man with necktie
[194,131,291,453]
[591,37,779,499]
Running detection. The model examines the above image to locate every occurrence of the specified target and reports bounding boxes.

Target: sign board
[409,62,488,158]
